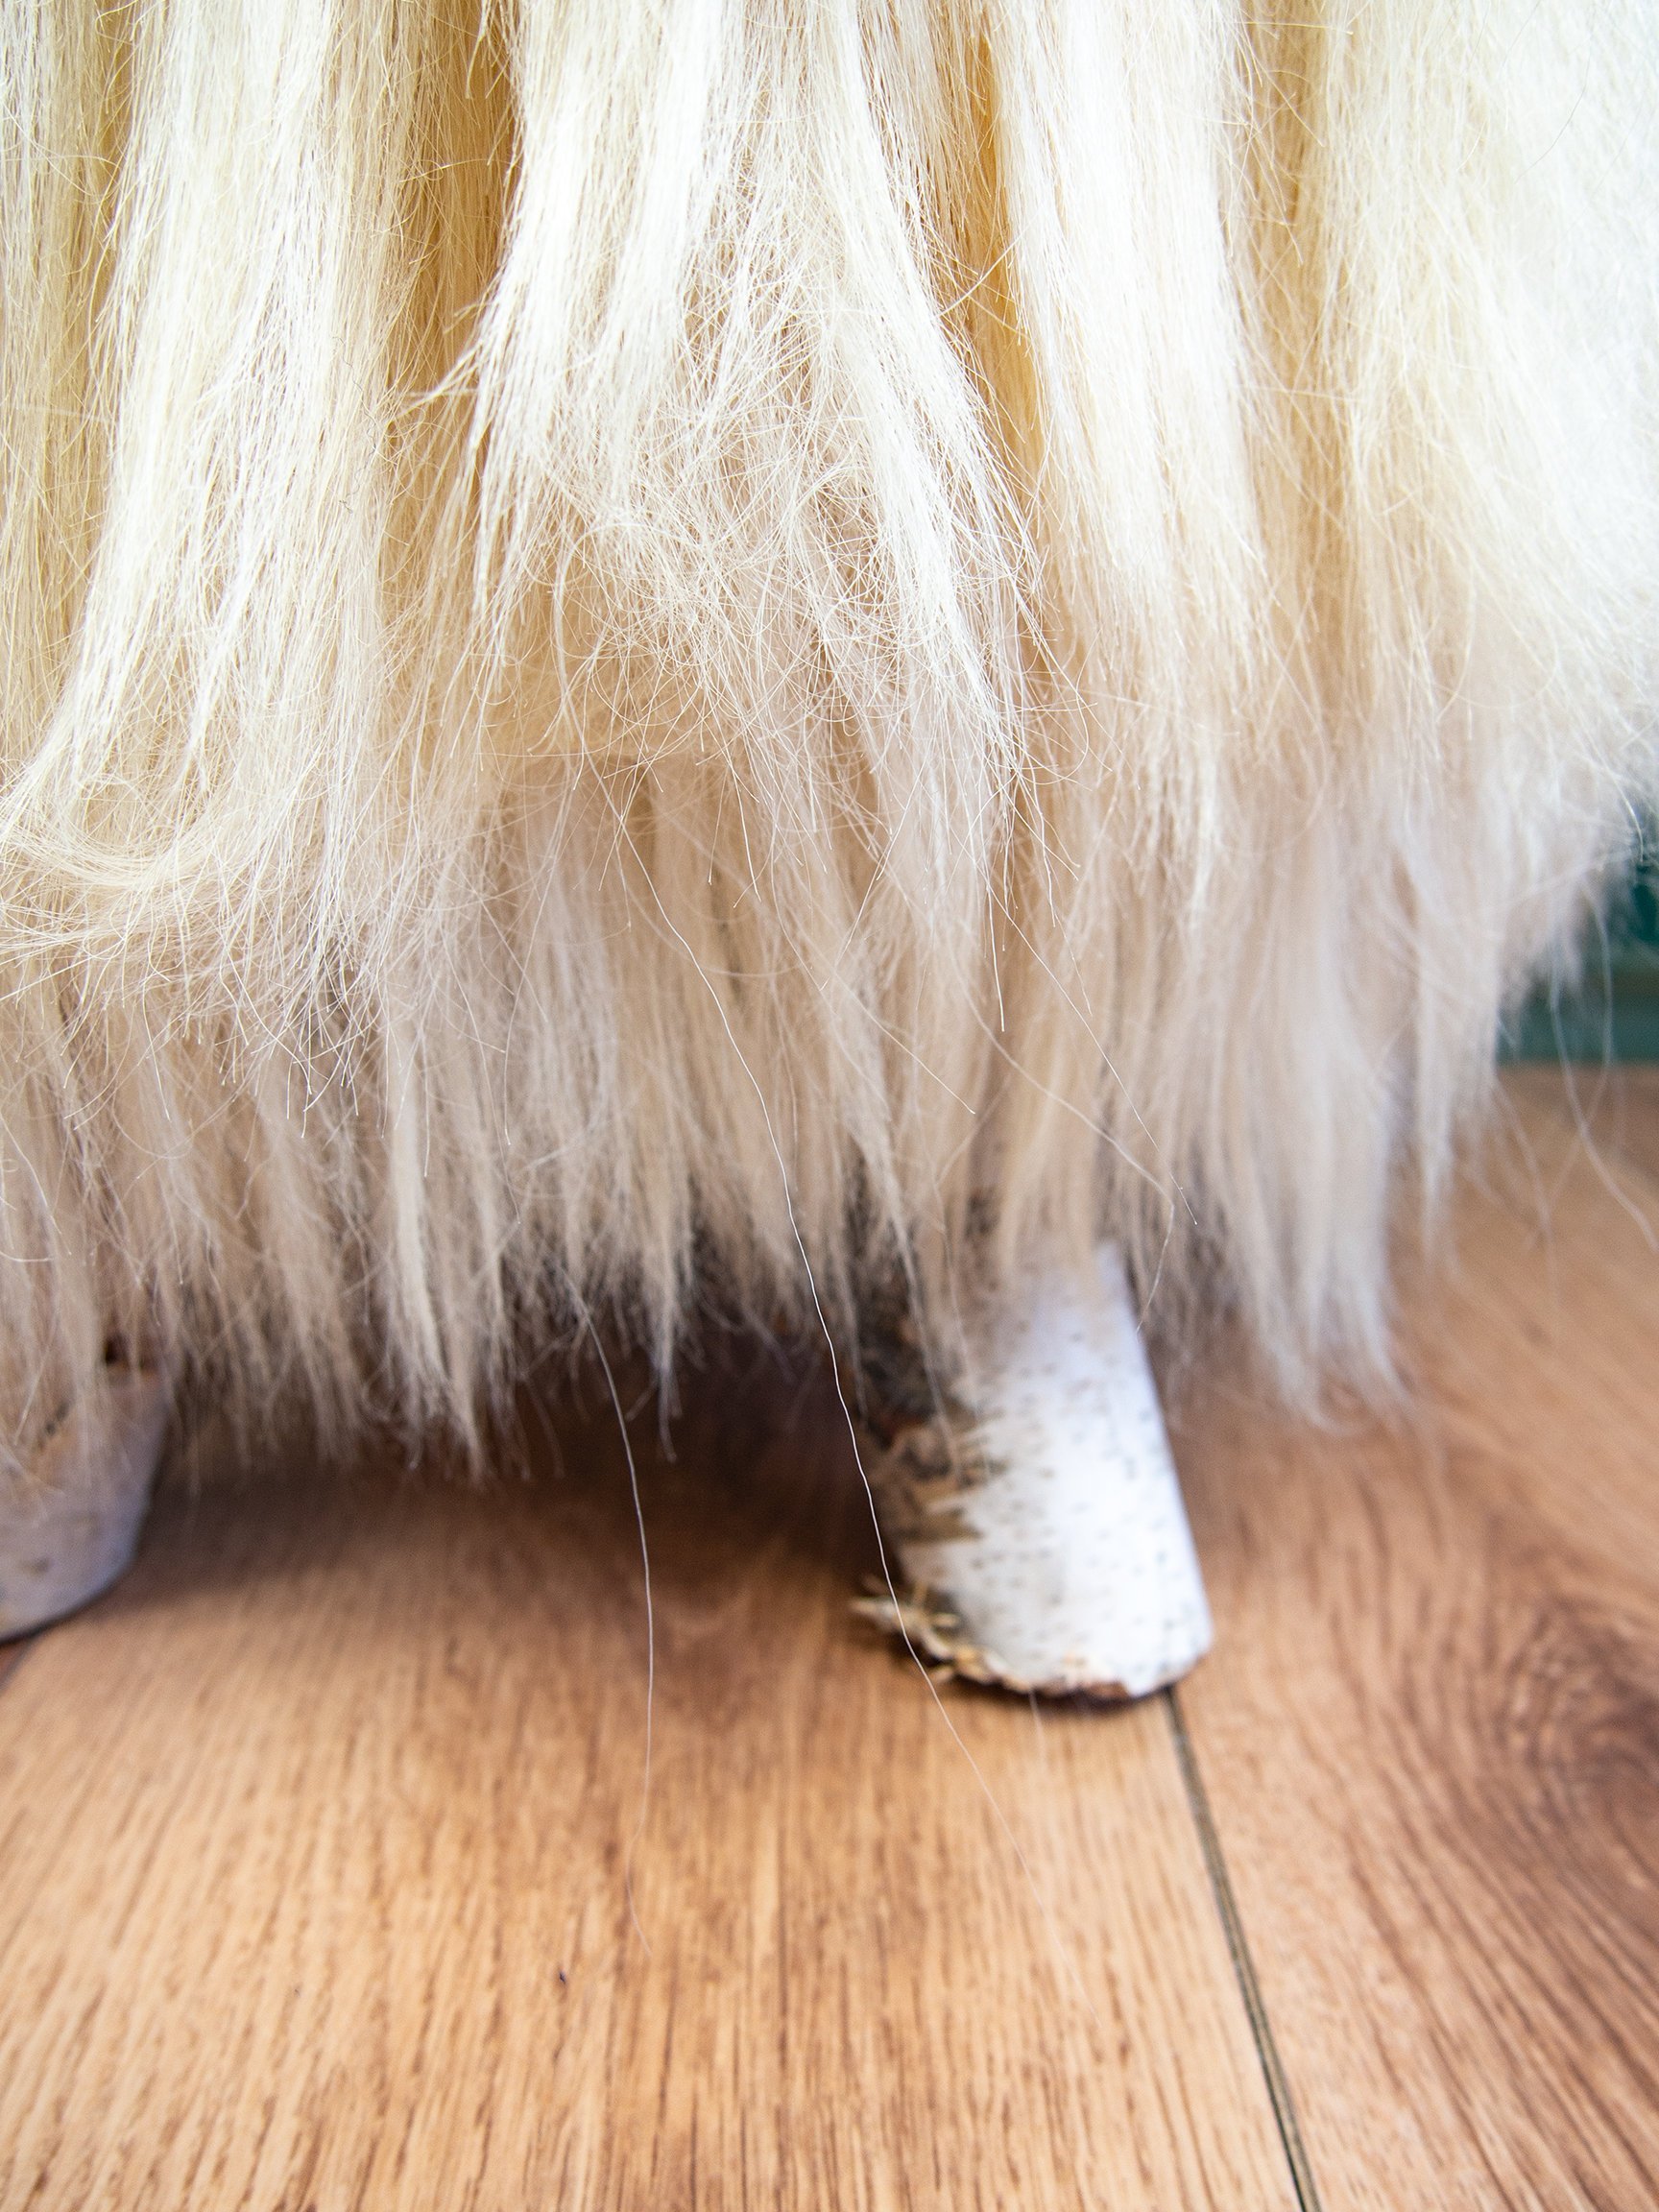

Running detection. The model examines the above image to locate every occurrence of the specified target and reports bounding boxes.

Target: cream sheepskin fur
[2,0,1656,1466]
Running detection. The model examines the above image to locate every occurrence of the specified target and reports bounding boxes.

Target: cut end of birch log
[854,1245,1212,1700]
[0,1369,169,1639]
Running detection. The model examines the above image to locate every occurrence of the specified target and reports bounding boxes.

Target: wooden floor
[1,1069,1656,2211]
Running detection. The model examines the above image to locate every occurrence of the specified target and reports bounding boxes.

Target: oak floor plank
[1500,1061,1659,1192]
[1171,1071,1659,2212]
[0,1358,1294,2211]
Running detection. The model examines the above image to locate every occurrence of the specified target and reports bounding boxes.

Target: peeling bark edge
[854,1245,1213,1700]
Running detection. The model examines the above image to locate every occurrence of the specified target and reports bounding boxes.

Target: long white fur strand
[1,0,1655,1463]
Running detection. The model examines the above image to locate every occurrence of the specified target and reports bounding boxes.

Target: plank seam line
[1164,1686,1325,2212]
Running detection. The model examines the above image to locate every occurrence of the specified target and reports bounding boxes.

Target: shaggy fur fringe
[2,0,1656,1463]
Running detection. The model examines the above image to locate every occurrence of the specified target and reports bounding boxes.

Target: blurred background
[1505,840,1659,1061]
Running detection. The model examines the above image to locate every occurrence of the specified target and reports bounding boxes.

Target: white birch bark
[1,1372,168,1637]
[857,1245,1212,1698]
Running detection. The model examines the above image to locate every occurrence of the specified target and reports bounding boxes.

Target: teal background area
[1503,842,1659,1062]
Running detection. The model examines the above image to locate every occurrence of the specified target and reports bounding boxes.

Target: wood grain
[1500,1061,1659,1190]
[0,1355,1294,2211]
[1171,1071,1659,2212]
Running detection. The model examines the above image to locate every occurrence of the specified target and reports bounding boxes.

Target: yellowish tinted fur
[2,0,1655,1462]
